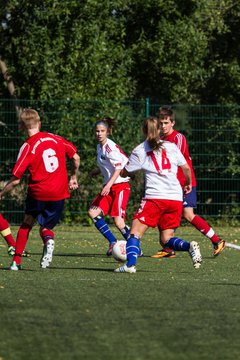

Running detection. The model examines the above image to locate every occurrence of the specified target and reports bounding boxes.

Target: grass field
[0,224,240,360]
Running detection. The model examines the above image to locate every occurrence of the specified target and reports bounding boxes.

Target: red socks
[0,213,15,247]
[190,215,220,243]
[13,223,32,264]
[40,228,54,244]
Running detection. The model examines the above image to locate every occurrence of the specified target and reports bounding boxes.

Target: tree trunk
[0,57,21,117]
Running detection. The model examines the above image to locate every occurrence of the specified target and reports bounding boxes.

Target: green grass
[0,225,240,360]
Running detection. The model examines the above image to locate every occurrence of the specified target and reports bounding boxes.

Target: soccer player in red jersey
[0,109,80,270]
[151,106,225,259]
[115,116,202,273]
[88,117,131,256]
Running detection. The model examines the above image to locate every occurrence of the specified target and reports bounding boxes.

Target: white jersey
[97,138,130,185]
[125,140,187,200]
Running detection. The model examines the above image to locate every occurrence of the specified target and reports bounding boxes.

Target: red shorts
[133,198,183,229]
[91,182,130,219]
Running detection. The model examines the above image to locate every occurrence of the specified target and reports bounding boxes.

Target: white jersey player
[97,137,130,185]
[88,117,132,256]
[114,116,202,273]
[126,140,186,201]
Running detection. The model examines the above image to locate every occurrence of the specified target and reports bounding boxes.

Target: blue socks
[165,237,190,251]
[93,216,116,244]
[119,225,130,240]
[126,236,140,267]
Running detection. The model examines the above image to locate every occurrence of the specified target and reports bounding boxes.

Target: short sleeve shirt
[125,140,186,201]
[163,130,196,187]
[12,132,77,201]
[97,138,130,185]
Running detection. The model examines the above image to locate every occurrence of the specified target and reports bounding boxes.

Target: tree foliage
[0,0,240,103]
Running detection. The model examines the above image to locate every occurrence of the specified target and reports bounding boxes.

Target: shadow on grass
[46,266,115,272]
[0,266,35,271]
[30,252,109,258]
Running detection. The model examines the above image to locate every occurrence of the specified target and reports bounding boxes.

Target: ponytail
[142,116,163,150]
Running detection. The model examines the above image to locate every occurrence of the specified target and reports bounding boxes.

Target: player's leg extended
[161,229,202,269]
[38,199,64,268]
[115,219,147,273]
[10,214,35,270]
[88,194,117,256]
[183,187,225,256]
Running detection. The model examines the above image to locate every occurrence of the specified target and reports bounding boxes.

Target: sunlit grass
[0,225,240,360]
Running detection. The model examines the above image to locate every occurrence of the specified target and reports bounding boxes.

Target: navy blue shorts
[183,186,197,208]
[25,195,65,229]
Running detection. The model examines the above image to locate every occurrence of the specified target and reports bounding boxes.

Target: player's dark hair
[158,106,175,122]
[95,117,115,135]
[142,116,163,151]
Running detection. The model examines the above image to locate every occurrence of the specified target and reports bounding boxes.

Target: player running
[115,116,202,273]
[151,106,225,259]
[0,108,80,270]
[88,117,131,256]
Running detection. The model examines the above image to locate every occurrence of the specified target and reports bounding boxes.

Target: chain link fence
[0,99,239,225]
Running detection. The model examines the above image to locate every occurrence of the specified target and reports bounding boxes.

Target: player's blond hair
[20,109,40,129]
[142,116,163,151]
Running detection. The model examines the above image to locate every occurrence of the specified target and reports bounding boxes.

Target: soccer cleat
[213,240,226,257]
[106,242,116,256]
[189,241,202,269]
[151,249,176,258]
[8,246,15,256]
[22,249,31,257]
[40,239,55,268]
[8,247,30,257]
[9,261,22,271]
[114,264,136,273]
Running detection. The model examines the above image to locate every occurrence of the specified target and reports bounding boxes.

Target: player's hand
[184,185,192,194]
[69,179,79,190]
[101,184,111,196]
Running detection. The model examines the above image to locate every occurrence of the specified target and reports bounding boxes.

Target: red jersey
[12,132,77,201]
[163,130,197,187]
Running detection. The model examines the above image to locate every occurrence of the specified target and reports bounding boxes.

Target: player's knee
[183,208,195,222]
[88,207,101,219]
[114,218,125,229]
[88,208,95,218]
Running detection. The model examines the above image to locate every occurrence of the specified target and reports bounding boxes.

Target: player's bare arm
[69,153,80,190]
[101,168,122,196]
[181,164,192,194]
[0,176,21,200]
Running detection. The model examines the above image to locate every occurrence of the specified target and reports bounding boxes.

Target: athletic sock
[93,216,117,244]
[0,214,16,247]
[13,223,32,265]
[191,215,220,243]
[40,228,54,245]
[126,235,140,267]
[119,225,130,240]
[165,237,190,252]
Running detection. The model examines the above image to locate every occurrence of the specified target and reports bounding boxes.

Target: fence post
[145,97,150,117]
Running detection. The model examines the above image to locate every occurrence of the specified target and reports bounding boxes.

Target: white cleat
[40,239,55,268]
[114,264,136,273]
[189,241,202,269]
[9,261,22,271]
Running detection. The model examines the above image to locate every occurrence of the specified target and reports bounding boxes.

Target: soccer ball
[112,241,127,262]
